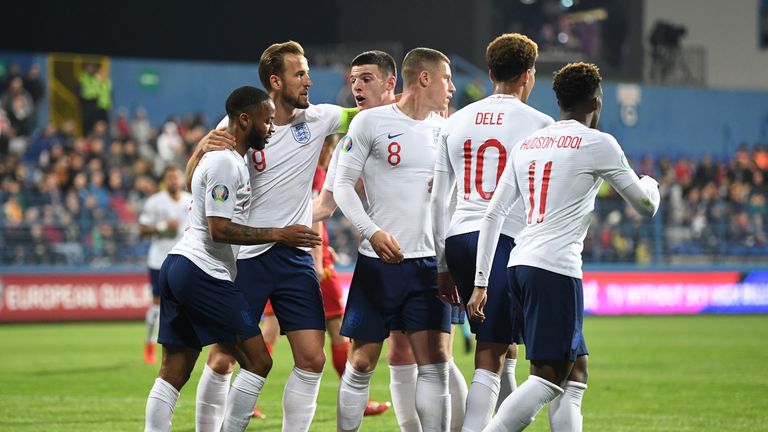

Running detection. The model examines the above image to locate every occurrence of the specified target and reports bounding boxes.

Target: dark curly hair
[552,62,602,110]
[486,33,538,83]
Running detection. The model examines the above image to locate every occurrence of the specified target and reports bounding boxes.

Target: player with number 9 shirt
[430,33,554,432]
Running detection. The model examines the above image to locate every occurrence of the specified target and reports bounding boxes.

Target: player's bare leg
[146,345,199,432]
[337,339,384,431]
[408,329,452,431]
[548,355,588,432]
[261,314,280,350]
[388,330,420,430]
[282,329,325,431]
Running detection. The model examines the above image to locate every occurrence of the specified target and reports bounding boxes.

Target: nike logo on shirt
[387,132,404,139]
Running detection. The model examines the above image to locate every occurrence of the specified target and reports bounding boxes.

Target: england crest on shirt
[291,122,312,144]
[433,128,441,145]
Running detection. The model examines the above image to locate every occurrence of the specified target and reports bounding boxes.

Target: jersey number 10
[462,139,506,200]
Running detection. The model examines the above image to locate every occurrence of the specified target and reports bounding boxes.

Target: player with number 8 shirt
[430,33,554,432]
[333,47,457,431]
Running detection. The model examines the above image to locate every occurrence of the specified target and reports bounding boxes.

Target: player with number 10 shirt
[430,33,554,431]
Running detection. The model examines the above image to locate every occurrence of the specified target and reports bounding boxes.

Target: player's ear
[488,69,495,83]
[419,70,429,88]
[269,74,281,91]
[386,75,396,91]
[239,113,249,130]
[521,69,531,86]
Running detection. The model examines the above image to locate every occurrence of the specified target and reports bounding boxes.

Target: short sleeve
[335,113,372,172]
[201,154,239,219]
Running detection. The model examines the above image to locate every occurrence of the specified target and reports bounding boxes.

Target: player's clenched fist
[466,286,487,322]
[278,224,322,248]
[370,230,404,264]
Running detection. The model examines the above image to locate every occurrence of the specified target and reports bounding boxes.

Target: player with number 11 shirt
[431,33,553,431]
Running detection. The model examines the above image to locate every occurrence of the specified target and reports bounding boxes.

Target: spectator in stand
[1,77,35,136]
[23,63,44,106]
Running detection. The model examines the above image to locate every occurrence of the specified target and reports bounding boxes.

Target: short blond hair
[259,41,305,90]
[401,47,450,86]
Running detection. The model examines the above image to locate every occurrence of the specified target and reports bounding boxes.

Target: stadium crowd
[0,63,766,266]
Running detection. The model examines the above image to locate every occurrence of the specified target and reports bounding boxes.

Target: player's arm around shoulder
[185,125,235,191]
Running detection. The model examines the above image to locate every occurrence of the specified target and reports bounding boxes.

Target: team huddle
[142,34,660,432]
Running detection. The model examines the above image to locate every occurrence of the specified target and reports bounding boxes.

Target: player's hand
[277,225,322,248]
[370,230,404,264]
[200,127,235,152]
[167,219,180,231]
[466,287,487,322]
[437,272,459,304]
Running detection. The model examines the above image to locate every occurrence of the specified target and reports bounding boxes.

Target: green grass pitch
[1,315,766,431]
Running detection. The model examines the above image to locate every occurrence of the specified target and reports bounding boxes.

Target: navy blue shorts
[158,254,261,351]
[445,232,521,345]
[235,244,325,334]
[341,254,451,342]
[148,268,161,297]
[508,265,588,362]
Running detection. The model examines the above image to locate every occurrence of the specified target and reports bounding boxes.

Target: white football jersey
[217,104,346,259]
[139,189,193,269]
[334,104,443,258]
[171,150,251,281]
[437,95,554,238]
[476,120,657,282]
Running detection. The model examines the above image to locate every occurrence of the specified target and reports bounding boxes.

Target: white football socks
[416,362,451,431]
[389,363,422,431]
[484,375,563,432]
[145,377,179,432]
[220,369,266,432]
[496,358,517,412]
[448,359,468,432]
[462,368,500,432]
[195,364,232,432]
[282,367,323,432]
[145,304,160,343]
[548,380,587,432]
[337,362,373,432]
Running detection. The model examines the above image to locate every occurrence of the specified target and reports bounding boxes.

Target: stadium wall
[1,268,766,323]
[106,56,768,157]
